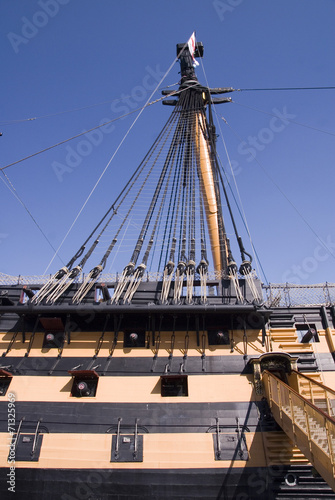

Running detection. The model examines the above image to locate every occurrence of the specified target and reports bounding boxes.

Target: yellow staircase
[263,370,335,492]
[269,327,314,353]
[263,431,309,466]
[293,371,335,417]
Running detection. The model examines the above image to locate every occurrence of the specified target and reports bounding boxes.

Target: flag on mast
[187,32,199,67]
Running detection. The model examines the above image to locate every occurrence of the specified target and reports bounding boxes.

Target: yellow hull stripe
[2,373,255,403]
[0,431,303,470]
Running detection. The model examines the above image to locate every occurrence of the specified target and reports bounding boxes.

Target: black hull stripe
[1,466,334,500]
[2,353,333,375]
[0,400,277,434]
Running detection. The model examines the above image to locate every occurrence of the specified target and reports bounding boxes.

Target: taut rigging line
[33,37,263,306]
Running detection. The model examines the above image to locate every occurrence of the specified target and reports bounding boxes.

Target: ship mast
[164,41,234,273]
[33,38,256,306]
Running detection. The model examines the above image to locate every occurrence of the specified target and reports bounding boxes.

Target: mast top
[176,41,204,85]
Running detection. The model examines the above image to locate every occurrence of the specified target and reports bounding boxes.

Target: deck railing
[263,282,335,307]
[1,273,335,307]
[0,271,224,286]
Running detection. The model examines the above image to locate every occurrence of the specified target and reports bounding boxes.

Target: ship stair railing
[262,369,335,492]
[289,369,335,418]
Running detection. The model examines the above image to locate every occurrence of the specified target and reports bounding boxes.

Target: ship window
[123,329,146,348]
[0,369,12,396]
[68,370,99,397]
[207,328,230,346]
[161,374,188,397]
[295,324,319,343]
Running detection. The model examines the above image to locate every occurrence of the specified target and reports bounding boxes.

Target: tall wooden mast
[172,41,233,273]
[195,112,223,272]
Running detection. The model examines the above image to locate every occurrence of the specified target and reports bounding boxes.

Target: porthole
[284,473,297,487]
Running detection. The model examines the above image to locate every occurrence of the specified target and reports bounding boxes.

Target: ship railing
[263,369,335,490]
[1,272,335,307]
[0,270,231,286]
[263,282,335,307]
[288,370,335,418]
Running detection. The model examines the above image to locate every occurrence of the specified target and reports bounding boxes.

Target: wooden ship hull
[0,37,335,499]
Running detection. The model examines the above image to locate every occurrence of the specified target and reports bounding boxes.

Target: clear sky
[1,0,334,285]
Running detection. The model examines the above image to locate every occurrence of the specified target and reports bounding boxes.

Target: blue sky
[1,0,334,285]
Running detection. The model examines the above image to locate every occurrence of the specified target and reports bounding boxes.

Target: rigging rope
[0,83,180,126]
[185,107,198,304]
[219,114,335,265]
[44,99,165,275]
[207,98,266,284]
[201,57,326,291]
[109,105,197,304]
[1,84,331,126]
[123,134,177,304]
[233,101,335,137]
[159,151,185,304]
[197,193,209,303]
[41,75,193,281]
[33,83,197,305]
[73,112,180,304]
[198,57,260,302]
[0,91,183,174]
[72,108,178,273]
[32,47,277,306]
[210,112,268,283]
[157,132,182,273]
[237,86,335,92]
[228,263,245,304]
[0,171,64,267]
[199,58,252,273]
[45,265,82,304]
